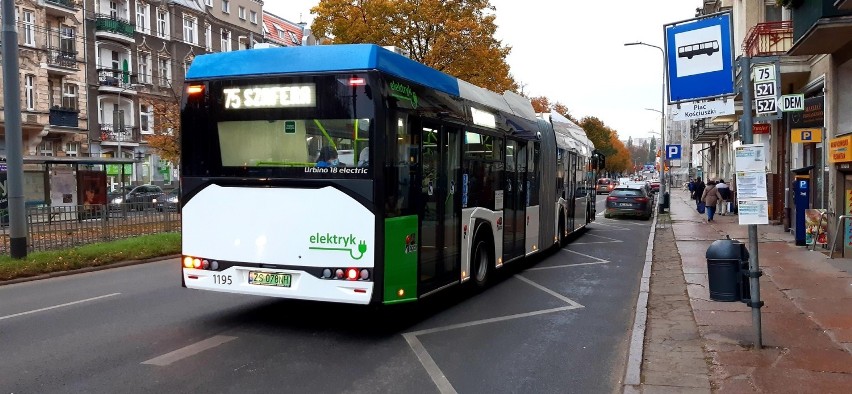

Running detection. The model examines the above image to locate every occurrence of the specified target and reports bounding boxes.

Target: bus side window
[386,115,417,217]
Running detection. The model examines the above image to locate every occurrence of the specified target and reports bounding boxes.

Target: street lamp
[625,41,667,213]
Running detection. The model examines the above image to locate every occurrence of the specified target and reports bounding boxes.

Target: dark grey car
[604,187,653,220]
[109,185,165,211]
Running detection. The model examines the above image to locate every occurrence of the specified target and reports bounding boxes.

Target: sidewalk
[631,191,852,393]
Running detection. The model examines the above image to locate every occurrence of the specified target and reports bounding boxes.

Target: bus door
[503,139,527,261]
[418,119,461,294]
[565,151,576,230]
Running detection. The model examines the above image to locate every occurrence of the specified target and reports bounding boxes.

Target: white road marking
[403,275,584,392]
[403,334,460,394]
[561,248,609,263]
[142,335,237,366]
[0,293,121,321]
[527,261,608,271]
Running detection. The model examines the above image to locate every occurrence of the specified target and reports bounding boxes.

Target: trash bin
[705,239,746,302]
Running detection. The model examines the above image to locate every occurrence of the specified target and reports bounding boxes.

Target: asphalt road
[0,196,651,394]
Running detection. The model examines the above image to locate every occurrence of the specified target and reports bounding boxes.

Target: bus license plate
[248,271,292,287]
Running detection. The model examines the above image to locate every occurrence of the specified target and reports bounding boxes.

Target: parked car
[604,187,653,220]
[650,180,661,194]
[108,185,165,211]
[596,178,617,194]
[156,188,180,212]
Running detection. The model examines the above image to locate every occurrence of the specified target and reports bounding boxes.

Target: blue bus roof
[186,44,461,96]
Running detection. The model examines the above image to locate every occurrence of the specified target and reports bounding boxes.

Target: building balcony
[40,0,79,18]
[95,14,135,43]
[97,68,138,90]
[99,124,140,144]
[49,107,80,128]
[691,119,732,144]
[44,48,78,74]
[788,0,852,55]
[743,21,793,57]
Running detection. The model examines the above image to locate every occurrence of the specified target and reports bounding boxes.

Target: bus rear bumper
[183,266,373,305]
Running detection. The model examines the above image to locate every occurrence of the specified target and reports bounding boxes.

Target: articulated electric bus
[180,44,598,305]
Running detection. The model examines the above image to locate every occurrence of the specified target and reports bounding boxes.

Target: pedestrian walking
[702,180,723,221]
[693,177,705,207]
[715,179,730,215]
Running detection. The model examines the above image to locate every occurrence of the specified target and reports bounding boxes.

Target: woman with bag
[702,180,724,222]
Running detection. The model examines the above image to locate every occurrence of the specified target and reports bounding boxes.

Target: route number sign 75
[753,64,775,82]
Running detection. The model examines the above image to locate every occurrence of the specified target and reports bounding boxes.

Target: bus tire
[471,234,492,288]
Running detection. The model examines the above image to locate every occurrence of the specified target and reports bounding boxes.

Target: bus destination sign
[223,84,316,109]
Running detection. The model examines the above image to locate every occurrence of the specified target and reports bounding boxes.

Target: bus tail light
[349,77,366,86]
[187,85,204,95]
[346,268,358,280]
[182,255,219,271]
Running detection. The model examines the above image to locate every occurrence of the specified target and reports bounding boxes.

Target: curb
[0,254,182,286]
[623,206,658,390]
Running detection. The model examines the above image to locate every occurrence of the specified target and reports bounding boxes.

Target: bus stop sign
[664,12,735,104]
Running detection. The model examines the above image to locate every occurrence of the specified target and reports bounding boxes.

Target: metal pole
[659,54,667,214]
[2,0,28,258]
[740,56,763,349]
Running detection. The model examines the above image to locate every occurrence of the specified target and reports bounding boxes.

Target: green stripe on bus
[383,215,418,304]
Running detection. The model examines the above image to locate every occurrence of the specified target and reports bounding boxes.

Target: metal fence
[0,203,180,254]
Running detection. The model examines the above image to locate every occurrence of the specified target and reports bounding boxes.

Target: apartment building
[0,1,88,159]
[0,1,88,202]
[261,11,304,47]
[83,0,262,189]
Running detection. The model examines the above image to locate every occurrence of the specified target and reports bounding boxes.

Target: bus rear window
[217,118,371,171]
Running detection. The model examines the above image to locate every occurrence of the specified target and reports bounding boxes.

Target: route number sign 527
[755,98,777,115]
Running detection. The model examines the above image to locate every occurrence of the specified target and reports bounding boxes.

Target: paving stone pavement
[637,215,712,393]
[626,191,852,394]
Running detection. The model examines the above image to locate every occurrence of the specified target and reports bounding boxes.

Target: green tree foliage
[311,0,517,93]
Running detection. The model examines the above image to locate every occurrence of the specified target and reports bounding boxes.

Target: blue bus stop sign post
[664,12,735,104]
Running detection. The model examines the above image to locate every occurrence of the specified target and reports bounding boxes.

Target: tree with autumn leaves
[310,0,516,93]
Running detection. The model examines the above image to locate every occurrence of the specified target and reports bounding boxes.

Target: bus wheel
[471,236,492,288]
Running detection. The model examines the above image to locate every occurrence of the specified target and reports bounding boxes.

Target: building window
[24,74,35,110]
[136,2,149,34]
[22,9,35,46]
[140,104,153,134]
[222,0,229,13]
[238,36,248,50]
[65,142,79,157]
[276,26,285,39]
[139,52,151,83]
[183,15,197,45]
[204,24,212,51]
[238,6,245,19]
[39,141,54,157]
[157,9,169,39]
[250,10,257,24]
[109,1,118,18]
[204,0,212,6]
[62,83,78,111]
[60,25,75,54]
[184,59,192,76]
[220,29,231,52]
[288,31,298,45]
[159,58,171,86]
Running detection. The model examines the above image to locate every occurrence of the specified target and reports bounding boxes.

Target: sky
[264,1,702,141]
